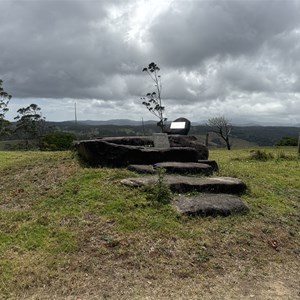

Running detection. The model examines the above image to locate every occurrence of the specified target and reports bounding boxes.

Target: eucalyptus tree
[0,79,12,137]
[141,62,167,132]
[14,104,45,149]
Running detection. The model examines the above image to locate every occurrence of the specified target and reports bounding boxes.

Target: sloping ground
[0,149,299,299]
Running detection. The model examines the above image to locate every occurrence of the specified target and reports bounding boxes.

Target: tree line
[0,80,75,150]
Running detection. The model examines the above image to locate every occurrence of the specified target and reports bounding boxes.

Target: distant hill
[51,121,300,147]
[78,119,157,126]
[4,120,299,147]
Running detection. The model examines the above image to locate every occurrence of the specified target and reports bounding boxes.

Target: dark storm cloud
[150,0,300,67]
[1,0,300,123]
[1,0,143,99]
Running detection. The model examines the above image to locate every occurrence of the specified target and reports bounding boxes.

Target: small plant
[249,150,274,161]
[195,243,211,263]
[276,151,287,160]
[144,167,172,204]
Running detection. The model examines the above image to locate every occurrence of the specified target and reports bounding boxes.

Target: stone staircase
[121,160,249,217]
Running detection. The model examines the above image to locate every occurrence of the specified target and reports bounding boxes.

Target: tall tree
[141,62,167,132]
[207,116,232,150]
[0,79,12,137]
[14,104,45,149]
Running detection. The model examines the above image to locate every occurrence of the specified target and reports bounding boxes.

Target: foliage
[14,104,45,149]
[207,116,232,150]
[40,131,76,151]
[0,118,12,138]
[0,79,12,119]
[141,62,167,132]
[249,149,274,161]
[144,167,172,204]
[0,79,12,137]
[276,136,298,146]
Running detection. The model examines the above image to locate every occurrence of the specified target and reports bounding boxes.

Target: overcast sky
[1,0,300,125]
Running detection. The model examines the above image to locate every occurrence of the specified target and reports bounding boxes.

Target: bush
[249,150,274,161]
[40,132,76,151]
[276,136,298,146]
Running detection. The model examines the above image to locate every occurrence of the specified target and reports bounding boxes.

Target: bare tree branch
[207,116,232,150]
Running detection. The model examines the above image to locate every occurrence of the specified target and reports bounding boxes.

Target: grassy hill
[0,148,299,299]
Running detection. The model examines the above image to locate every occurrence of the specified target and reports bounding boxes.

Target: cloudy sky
[1,0,300,125]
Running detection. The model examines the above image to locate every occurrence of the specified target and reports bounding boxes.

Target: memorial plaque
[165,117,191,135]
[153,133,170,148]
[170,122,186,129]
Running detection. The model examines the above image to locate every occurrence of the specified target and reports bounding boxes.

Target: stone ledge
[127,164,156,174]
[127,161,218,175]
[76,140,199,167]
[154,162,213,175]
[173,194,249,216]
[121,176,247,194]
[197,160,219,172]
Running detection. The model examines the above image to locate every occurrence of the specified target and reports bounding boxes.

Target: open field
[0,147,299,299]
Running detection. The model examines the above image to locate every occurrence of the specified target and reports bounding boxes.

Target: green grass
[0,147,299,299]
[210,147,300,217]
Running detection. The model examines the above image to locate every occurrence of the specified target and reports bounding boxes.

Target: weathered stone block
[121,176,247,195]
[174,194,249,216]
[154,162,213,176]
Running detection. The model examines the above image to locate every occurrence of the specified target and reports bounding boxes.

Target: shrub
[40,132,76,151]
[276,136,298,146]
[249,150,274,161]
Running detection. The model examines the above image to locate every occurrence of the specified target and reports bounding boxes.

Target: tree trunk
[226,140,231,150]
[205,133,209,146]
[298,132,300,154]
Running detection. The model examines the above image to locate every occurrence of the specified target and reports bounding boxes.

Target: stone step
[173,194,249,217]
[128,161,218,176]
[121,175,247,195]
[154,162,213,175]
[127,164,156,174]
[197,160,219,172]
[128,162,214,175]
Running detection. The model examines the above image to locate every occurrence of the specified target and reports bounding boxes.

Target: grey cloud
[1,0,143,99]
[1,0,300,124]
[149,0,300,68]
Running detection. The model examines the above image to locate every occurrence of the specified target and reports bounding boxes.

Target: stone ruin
[75,117,249,217]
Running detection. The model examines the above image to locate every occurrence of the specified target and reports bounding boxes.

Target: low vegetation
[276,136,298,146]
[0,147,299,299]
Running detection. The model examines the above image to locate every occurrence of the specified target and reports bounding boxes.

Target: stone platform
[75,135,208,167]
